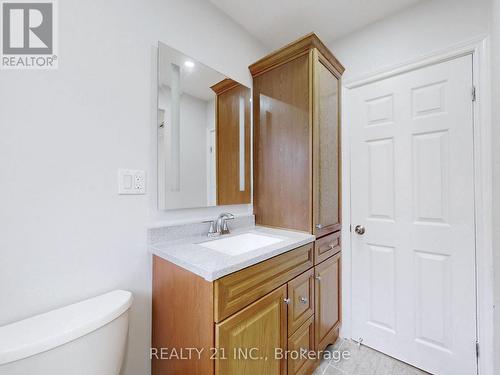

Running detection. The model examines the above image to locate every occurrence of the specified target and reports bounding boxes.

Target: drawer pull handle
[284,298,291,305]
[328,243,335,250]
[315,224,323,229]
[299,296,308,304]
[315,276,321,281]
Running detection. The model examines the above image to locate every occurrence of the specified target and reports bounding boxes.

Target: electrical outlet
[118,169,146,195]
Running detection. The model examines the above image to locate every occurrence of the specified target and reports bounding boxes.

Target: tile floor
[312,338,430,375]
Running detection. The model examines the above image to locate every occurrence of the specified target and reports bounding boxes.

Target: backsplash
[148,214,255,245]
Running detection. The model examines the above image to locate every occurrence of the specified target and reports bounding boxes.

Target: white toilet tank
[0,290,132,375]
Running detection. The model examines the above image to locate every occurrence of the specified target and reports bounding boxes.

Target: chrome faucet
[204,213,235,237]
[216,213,234,235]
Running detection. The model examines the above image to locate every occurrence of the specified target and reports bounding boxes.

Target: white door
[350,55,477,375]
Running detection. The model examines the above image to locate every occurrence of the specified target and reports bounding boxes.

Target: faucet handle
[203,220,218,237]
[221,216,234,235]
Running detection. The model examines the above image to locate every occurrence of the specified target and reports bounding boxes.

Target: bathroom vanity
[152,32,343,375]
[151,224,340,375]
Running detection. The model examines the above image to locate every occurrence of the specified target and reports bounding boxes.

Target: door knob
[354,225,365,235]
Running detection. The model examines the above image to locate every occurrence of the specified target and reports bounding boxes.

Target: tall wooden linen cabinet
[250,32,344,365]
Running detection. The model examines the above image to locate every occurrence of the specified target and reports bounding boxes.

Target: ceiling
[209,0,424,49]
[158,42,227,101]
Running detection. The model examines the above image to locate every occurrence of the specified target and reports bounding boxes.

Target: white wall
[0,1,266,374]
[176,94,208,208]
[330,0,490,81]
[158,88,209,209]
[491,0,500,371]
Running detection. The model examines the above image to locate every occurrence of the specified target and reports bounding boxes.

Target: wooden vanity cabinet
[250,33,344,238]
[152,244,315,375]
[153,243,343,375]
[152,241,342,375]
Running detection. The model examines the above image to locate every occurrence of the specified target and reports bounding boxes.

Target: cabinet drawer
[287,315,315,375]
[314,231,340,265]
[287,269,314,335]
[214,243,314,322]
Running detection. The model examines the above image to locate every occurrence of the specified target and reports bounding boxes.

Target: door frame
[340,35,493,375]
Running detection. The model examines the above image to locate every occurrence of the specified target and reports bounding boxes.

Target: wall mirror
[157,42,251,210]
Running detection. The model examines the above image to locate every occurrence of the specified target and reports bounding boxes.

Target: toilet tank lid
[0,290,132,365]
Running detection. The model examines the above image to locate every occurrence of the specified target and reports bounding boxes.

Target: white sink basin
[198,233,284,256]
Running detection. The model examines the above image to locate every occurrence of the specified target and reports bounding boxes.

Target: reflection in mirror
[157,42,251,210]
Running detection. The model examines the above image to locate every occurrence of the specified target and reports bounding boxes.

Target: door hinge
[472,86,477,102]
[476,341,480,358]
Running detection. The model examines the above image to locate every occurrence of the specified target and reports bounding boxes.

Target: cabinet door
[216,285,288,375]
[314,253,341,351]
[253,54,311,232]
[313,54,341,237]
[287,269,314,335]
[287,316,315,375]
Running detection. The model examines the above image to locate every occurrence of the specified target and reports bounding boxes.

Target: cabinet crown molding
[249,32,345,77]
[210,78,240,95]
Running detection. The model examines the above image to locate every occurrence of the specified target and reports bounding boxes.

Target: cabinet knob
[283,298,291,305]
[315,224,324,229]
[299,296,308,304]
[315,275,321,281]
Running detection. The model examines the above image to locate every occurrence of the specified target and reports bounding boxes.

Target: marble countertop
[150,226,315,281]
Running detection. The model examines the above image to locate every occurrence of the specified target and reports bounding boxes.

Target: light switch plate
[118,169,146,195]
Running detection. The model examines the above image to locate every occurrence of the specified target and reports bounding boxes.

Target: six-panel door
[350,55,477,375]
